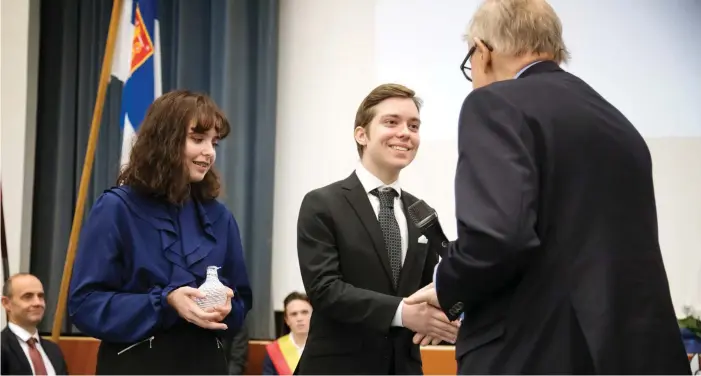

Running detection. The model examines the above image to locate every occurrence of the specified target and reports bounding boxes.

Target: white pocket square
[418,235,428,244]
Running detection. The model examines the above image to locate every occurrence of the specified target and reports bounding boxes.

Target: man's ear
[473,37,492,73]
[354,126,368,146]
[1,296,11,311]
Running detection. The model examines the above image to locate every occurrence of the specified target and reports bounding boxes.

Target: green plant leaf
[678,316,701,337]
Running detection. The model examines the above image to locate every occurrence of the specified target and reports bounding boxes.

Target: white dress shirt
[290,333,305,355]
[8,322,57,376]
[355,163,408,327]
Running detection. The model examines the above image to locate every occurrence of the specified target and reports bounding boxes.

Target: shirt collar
[515,60,543,78]
[290,333,305,351]
[8,322,39,343]
[355,162,402,197]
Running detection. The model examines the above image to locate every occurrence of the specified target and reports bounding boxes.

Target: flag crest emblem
[130,6,154,74]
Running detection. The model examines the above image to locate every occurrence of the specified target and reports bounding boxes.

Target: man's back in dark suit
[1,326,69,375]
[440,60,689,374]
[296,84,455,374]
[433,1,690,372]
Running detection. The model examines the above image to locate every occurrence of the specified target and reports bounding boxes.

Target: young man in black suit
[405,0,691,374]
[2,273,69,375]
[296,83,459,375]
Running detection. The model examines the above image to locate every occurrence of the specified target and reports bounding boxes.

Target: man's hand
[401,301,458,344]
[412,333,443,346]
[417,282,434,292]
[404,285,440,308]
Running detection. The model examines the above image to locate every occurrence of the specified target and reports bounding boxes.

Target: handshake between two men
[401,282,459,346]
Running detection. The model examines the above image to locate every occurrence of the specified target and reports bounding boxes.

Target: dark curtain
[31,0,278,340]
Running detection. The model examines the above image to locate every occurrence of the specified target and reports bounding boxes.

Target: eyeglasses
[460,41,493,82]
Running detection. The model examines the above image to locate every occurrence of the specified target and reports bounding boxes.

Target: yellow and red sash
[266,334,300,375]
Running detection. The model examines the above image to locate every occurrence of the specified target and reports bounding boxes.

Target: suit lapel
[341,172,394,285]
[3,326,33,373]
[397,193,424,295]
[38,338,58,371]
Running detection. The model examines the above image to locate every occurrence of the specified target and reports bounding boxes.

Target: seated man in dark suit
[1,273,69,375]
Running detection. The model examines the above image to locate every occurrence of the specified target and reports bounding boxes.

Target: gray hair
[465,0,570,64]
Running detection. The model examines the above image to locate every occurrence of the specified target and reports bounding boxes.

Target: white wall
[273,0,701,312]
[0,0,41,327]
[273,0,379,310]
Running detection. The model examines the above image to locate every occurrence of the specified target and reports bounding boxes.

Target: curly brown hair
[117,90,231,204]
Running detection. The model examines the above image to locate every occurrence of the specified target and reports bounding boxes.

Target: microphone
[407,199,450,258]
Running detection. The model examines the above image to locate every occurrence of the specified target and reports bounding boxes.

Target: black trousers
[96,322,228,375]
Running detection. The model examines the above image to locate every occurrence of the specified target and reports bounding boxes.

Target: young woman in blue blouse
[68,90,252,374]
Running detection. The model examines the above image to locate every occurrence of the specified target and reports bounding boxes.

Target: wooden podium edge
[52,336,458,375]
[52,336,697,375]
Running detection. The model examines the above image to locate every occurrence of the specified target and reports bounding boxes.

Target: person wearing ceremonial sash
[263,292,311,375]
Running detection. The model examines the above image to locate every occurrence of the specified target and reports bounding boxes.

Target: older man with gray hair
[404,0,691,374]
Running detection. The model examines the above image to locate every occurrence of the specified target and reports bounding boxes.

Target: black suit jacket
[296,172,439,375]
[262,352,278,375]
[1,327,69,375]
[224,317,249,374]
[436,61,691,375]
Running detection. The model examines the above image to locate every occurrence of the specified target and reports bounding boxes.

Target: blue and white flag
[110,0,162,167]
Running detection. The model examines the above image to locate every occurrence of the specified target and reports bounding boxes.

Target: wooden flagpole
[50,0,124,342]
